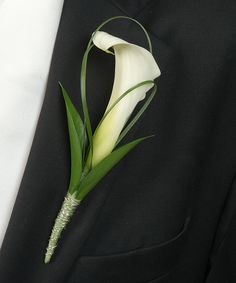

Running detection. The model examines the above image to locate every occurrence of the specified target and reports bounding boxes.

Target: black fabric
[0,0,235,282]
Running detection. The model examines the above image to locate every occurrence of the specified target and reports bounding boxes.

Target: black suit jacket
[0,0,236,282]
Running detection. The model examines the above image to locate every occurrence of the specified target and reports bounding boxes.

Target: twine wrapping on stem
[44,193,80,263]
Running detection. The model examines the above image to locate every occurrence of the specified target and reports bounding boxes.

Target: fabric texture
[0,0,235,282]
[0,0,64,247]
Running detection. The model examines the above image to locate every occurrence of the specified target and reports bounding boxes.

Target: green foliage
[61,15,157,200]
[94,80,154,132]
[80,44,94,168]
[116,83,157,145]
[89,15,153,54]
[45,15,158,265]
[60,84,84,194]
[75,137,151,201]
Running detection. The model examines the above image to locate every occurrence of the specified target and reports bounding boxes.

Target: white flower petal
[91,31,161,166]
[92,31,127,52]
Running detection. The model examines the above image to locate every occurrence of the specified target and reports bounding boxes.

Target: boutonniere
[44,16,161,263]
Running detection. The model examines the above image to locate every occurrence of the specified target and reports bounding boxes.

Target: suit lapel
[0,0,135,282]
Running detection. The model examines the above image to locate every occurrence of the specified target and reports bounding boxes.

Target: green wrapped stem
[44,193,80,263]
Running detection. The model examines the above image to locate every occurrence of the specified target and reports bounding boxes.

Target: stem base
[44,193,80,263]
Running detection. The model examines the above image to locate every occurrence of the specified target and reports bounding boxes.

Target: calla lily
[45,20,161,264]
[91,31,161,167]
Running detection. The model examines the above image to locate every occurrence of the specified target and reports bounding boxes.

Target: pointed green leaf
[75,136,152,201]
[60,84,84,194]
[60,83,86,149]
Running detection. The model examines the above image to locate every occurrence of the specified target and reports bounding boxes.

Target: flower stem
[44,193,80,264]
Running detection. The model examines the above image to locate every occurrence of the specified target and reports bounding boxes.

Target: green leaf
[60,84,84,194]
[75,136,152,201]
[60,84,85,148]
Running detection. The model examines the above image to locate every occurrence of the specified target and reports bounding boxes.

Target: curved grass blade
[75,136,153,201]
[81,15,153,168]
[89,16,153,54]
[60,84,83,194]
[95,80,154,132]
[116,83,157,145]
[80,44,94,169]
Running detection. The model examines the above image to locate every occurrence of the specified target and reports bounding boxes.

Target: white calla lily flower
[91,31,161,167]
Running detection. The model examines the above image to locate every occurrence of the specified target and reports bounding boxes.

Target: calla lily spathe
[45,17,161,264]
[91,31,161,167]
